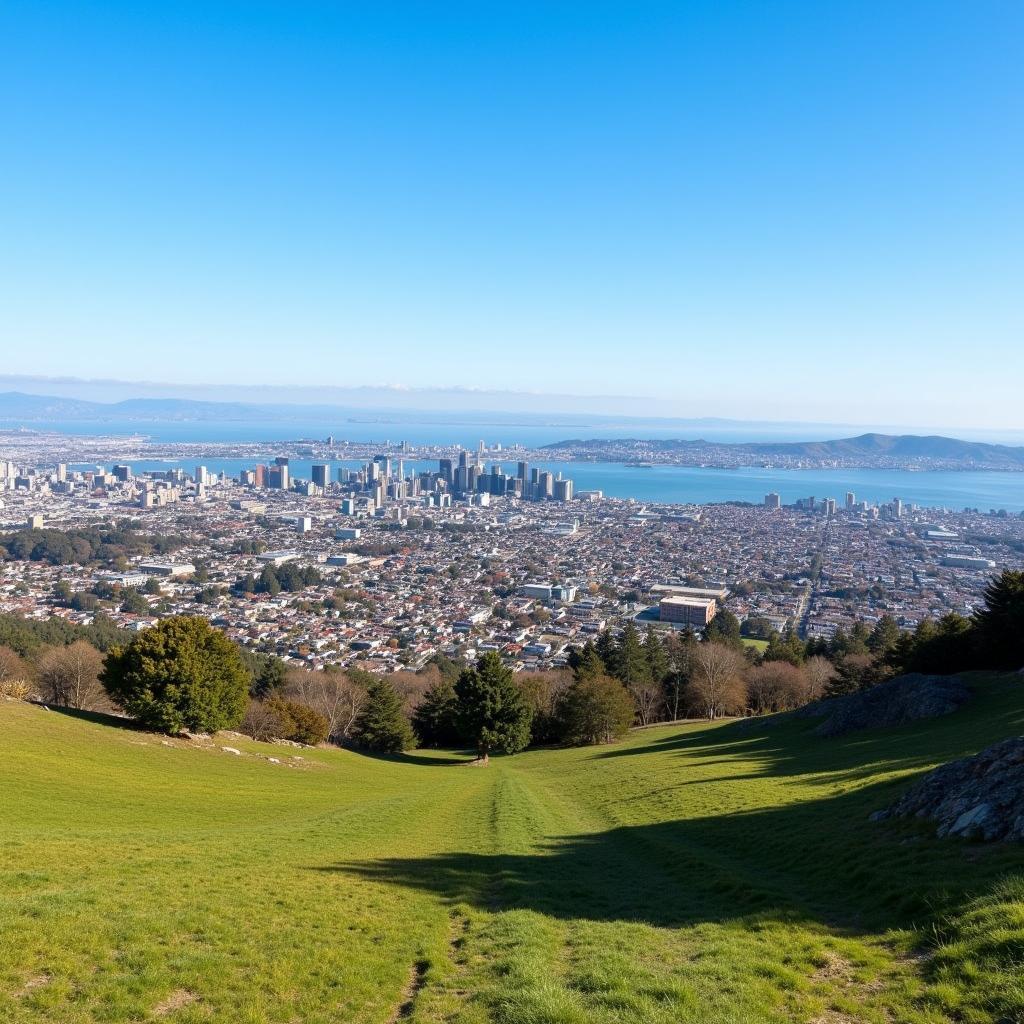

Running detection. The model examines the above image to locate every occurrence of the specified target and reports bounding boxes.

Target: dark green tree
[868,615,901,657]
[454,652,532,762]
[558,671,634,745]
[705,609,743,648]
[353,677,414,753]
[99,616,249,733]
[973,570,1024,670]
[412,677,461,747]
[615,622,651,687]
[120,589,150,615]
[644,625,670,686]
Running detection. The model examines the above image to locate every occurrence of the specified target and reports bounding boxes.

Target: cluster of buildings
[1,449,1022,673]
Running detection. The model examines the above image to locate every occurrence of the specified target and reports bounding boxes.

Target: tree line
[3,571,1021,759]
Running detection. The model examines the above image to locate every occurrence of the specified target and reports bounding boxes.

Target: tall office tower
[458,450,470,469]
[539,471,554,498]
[517,461,528,483]
[367,461,380,482]
[467,464,480,493]
[112,464,133,482]
[274,457,290,490]
[56,463,67,482]
[553,478,573,501]
[396,459,405,482]
[893,497,903,518]
[764,492,781,509]
[825,498,837,516]
[846,491,856,509]
[254,464,267,488]
[311,464,328,488]
[372,480,385,506]
[478,439,485,454]
[373,455,391,479]
[195,466,208,487]
[439,458,453,487]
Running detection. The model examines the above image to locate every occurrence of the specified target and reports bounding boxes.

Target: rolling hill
[2,674,1023,1023]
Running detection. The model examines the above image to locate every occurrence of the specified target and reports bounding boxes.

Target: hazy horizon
[2,3,1023,430]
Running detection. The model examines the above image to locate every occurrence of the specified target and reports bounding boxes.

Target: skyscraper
[312,464,328,488]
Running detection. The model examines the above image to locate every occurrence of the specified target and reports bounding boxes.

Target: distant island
[542,434,1024,472]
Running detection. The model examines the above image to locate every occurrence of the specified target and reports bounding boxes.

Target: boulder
[873,737,1024,842]
[221,746,241,756]
[797,674,972,738]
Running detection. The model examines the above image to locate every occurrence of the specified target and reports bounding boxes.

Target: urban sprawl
[2,441,1023,673]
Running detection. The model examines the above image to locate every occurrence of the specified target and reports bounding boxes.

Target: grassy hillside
[2,673,1023,1024]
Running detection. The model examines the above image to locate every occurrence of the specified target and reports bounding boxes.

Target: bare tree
[629,678,662,726]
[745,661,804,715]
[0,645,31,687]
[801,656,836,704]
[285,667,367,742]
[687,642,746,719]
[36,641,107,710]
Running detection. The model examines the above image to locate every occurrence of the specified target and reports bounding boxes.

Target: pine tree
[454,652,532,762]
[353,677,414,753]
[615,622,651,687]
[412,678,461,748]
[974,570,1024,670]
[644,625,670,685]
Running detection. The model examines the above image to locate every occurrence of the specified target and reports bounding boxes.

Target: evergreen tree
[867,615,901,657]
[454,652,532,762]
[100,616,249,733]
[353,677,414,753]
[412,677,461,747]
[644,625,670,686]
[558,671,634,745]
[705,608,743,648]
[572,642,607,681]
[594,629,619,675]
[615,622,651,687]
[974,570,1024,670]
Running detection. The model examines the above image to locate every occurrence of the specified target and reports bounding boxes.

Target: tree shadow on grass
[34,702,144,731]
[319,781,1024,937]
[594,674,1024,791]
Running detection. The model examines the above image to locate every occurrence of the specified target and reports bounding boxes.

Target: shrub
[558,672,634,745]
[100,616,249,733]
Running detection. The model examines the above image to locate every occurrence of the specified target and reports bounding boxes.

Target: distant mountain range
[543,433,1024,470]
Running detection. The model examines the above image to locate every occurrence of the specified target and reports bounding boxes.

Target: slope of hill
[2,674,1023,1024]
[543,433,1024,469]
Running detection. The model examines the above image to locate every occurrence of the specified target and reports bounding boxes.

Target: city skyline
[1,3,1022,428]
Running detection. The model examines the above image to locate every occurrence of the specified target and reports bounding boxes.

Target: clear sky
[1,1,1021,428]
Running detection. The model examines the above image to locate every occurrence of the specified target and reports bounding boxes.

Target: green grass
[2,673,1023,1024]
[742,638,770,652]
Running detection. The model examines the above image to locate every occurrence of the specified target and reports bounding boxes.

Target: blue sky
[1,1,1021,428]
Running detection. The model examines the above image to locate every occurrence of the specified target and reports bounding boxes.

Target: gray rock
[874,737,1024,842]
[797,674,972,738]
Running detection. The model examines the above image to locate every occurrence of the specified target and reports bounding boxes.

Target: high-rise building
[538,471,554,498]
[439,458,453,487]
[553,478,573,501]
[845,491,856,509]
[311,464,328,488]
[764,492,781,509]
[517,461,528,482]
[112,464,133,482]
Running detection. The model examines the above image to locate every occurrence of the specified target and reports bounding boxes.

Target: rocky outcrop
[872,737,1024,841]
[797,674,972,738]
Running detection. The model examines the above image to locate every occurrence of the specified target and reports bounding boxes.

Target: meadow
[2,672,1023,1024]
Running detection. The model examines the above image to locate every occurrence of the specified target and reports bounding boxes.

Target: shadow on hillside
[321,779,1024,936]
[593,674,1024,789]
[346,748,476,768]
[36,702,143,731]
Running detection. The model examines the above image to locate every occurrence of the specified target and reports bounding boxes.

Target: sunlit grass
[2,672,1022,1023]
